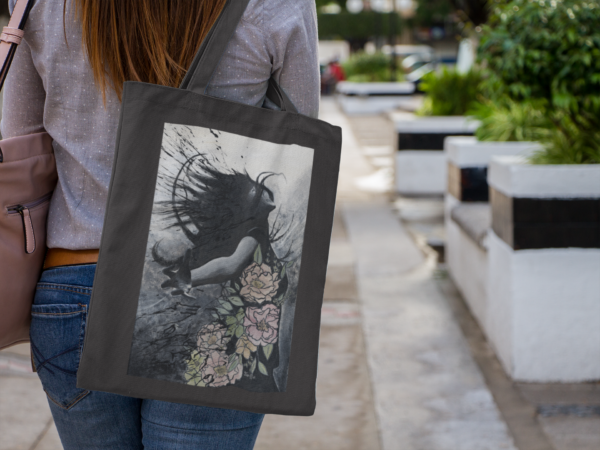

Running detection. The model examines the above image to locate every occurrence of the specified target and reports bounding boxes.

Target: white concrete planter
[446,137,541,201]
[391,116,479,195]
[446,137,541,170]
[445,199,489,327]
[335,82,416,115]
[445,139,542,328]
[485,156,600,382]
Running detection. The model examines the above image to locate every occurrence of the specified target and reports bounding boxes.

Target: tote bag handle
[179,0,298,113]
[0,0,35,91]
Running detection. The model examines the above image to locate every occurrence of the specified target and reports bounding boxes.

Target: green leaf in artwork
[236,308,245,319]
[286,260,294,268]
[250,357,257,374]
[220,300,233,311]
[258,361,268,376]
[228,354,240,372]
[234,282,241,290]
[225,316,237,325]
[226,287,236,294]
[211,312,219,320]
[186,374,206,387]
[216,307,230,315]
[279,266,286,279]
[254,245,263,265]
[262,344,273,360]
[229,296,244,307]
[235,325,244,338]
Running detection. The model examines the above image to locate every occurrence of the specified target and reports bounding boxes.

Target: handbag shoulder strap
[180,0,298,113]
[0,0,35,91]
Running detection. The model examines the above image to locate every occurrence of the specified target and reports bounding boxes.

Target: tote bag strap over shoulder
[0,0,35,90]
[179,0,298,113]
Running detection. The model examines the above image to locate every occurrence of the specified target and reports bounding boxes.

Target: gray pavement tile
[33,422,62,450]
[539,417,600,450]
[0,376,52,450]
[323,265,359,302]
[358,270,517,450]
[343,202,425,278]
[254,304,381,450]
[331,208,349,242]
[2,343,31,358]
[343,199,516,450]
[437,270,555,450]
[327,241,355,267]
[319,100,377,203]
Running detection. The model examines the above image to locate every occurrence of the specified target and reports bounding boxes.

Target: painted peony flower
[235,334,258,359]
[201,350,243,387]
[239,262,280,304]
[197,323,230,353]
[201,350,230,387]
[243,304,280,346]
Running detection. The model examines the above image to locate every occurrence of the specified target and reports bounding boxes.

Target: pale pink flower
[200,350,243,387]
[243,304,280,346]
[197,323,230,352]
[201,350,231,387]
[239,262,280,304]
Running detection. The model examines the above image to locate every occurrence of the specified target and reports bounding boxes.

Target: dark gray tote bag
[76,0,341,416]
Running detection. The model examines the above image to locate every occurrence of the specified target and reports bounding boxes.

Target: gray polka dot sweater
[1,0,319,250]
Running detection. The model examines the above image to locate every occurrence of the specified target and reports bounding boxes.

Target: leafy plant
[413,0,489,28]
[470,99,552,142]
[342,52,404,82]
[478,0,600,164]
[529,117,600,164]
[417,67,482,116]
[318,11,402,41]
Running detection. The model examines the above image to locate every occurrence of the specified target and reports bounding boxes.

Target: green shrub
[318,11,402,41]
[478,0,600,164]
[342,52,404,82]
[471,100,552,142]
[417,67,482,116]
[529,118,600,164]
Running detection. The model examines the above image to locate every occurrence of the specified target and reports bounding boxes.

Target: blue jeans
[31,264,264,449]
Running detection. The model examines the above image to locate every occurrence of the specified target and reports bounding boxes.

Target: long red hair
[69,0,227,101]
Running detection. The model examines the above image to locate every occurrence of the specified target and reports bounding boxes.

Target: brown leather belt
[44,248,100,269]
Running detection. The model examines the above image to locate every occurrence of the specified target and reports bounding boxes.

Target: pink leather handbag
[0,0,57,350]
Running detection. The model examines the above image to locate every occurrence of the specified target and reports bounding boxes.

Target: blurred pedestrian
[0,0,319,448]
[321,57,346,95]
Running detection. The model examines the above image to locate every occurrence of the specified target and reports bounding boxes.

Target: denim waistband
[39,264,97,288]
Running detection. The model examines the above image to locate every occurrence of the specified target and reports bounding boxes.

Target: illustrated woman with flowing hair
[0,0,318,447]
[150,158,290,393]
[154,163,280,294]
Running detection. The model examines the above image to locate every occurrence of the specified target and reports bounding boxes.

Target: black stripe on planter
[341,92,415,97]
[491,188,600,249]
[398,132,474,151]
[447,162,488,202]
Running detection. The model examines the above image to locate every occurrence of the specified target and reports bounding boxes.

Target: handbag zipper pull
[16,205,36,254]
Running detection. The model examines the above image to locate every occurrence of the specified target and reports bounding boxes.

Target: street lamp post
[389,4,397,81]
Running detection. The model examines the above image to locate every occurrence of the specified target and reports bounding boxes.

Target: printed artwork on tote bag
[127,123,314,393]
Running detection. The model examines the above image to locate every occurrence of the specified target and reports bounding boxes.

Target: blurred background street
[2,0,600,448]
